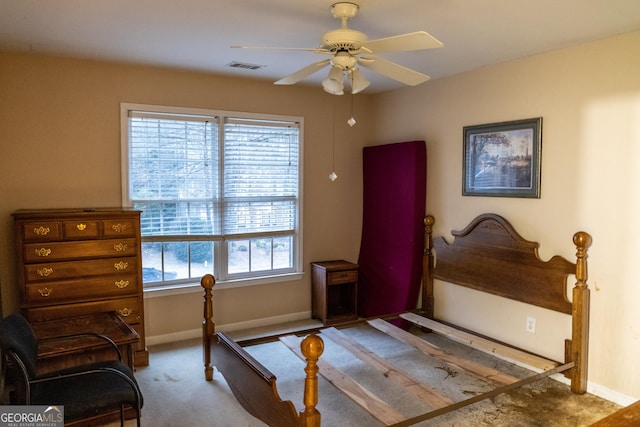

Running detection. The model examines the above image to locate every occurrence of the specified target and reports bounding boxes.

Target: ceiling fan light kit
[234,2,443,95]
[350,68,370,94]
[323,66,345,95]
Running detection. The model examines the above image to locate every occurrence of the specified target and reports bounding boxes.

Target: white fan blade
[363,31,442,54]
[358,56,430,86]
[275,59,331,85]
[231,45,330,54]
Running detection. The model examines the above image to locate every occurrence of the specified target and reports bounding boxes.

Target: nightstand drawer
[328,270,358,285]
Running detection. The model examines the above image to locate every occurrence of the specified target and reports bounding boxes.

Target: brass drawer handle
[34,247,52,257]
[37,287,53,297]
[114,261,129,271]
[33,226,51,236]
[113,243,128,252]
[115,280,130,289]
[118,307,133,317]
[76,223,87,231]
[37,267,53,277]
[112,223,128,233]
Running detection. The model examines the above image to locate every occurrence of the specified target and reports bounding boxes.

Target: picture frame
[462,117,542,198]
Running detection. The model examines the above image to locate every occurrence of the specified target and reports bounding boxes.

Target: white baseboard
[588,381,638,406]
[146,310,312,346]
[145,328,201,346]
[549,373,637,406]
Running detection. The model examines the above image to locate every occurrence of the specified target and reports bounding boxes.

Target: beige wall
[2,29,639,403]
[0,52,371,338]
[372,30,640,402]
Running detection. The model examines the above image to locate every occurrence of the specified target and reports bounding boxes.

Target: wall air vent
[225,61,265,70]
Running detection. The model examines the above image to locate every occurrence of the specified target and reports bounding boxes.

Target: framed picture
[463,117,542,198]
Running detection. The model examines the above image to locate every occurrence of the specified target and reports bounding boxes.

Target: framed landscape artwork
[463,117,542,198]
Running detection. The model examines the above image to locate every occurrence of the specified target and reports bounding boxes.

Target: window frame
[120,103,304,294]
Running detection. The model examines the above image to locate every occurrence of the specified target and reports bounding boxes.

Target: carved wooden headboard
[422,213,592,393]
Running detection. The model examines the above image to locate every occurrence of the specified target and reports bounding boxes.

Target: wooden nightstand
[311,260,358,325]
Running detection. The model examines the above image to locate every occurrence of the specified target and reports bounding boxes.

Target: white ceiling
[1,0,640,93]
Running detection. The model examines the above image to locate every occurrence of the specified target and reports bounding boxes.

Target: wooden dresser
[13,208,148,366]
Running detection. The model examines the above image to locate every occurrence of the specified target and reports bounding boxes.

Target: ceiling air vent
[226,61,265,70]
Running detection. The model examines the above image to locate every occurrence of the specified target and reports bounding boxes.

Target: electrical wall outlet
[526,316,536,334]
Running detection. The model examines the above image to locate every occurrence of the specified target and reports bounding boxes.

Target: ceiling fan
[232,2,443,95]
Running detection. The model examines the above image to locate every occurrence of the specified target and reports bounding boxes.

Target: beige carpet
[108,337,265,427]
[110,323,621,426]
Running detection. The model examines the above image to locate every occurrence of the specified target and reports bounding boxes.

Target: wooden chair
[0,314,143,426]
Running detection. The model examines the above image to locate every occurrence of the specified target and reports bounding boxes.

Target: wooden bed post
[570,231,592,394]
[299,334,324,427]
[201,274,216,381]
[422,215,435,318]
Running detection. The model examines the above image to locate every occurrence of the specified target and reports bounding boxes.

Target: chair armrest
[37,333,122,361]
[30,363,143,406]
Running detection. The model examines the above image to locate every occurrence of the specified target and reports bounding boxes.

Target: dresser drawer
[24,238,138,263]
[21,221,62,242]
[25,273,139,305]
[63,220,100,239]
[24,297,143,325]
[103,219,137,237]
[25,257,139,282]
[327,270,358,285]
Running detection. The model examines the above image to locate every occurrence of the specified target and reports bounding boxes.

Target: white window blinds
[223,119,299,236]
[128,112,219,236]
[127,111,300,239]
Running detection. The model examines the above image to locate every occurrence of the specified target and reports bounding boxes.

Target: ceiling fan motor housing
[323,2,366,53]
[321,28,368,52]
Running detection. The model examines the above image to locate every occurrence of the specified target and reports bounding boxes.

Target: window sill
[143,272,305,299]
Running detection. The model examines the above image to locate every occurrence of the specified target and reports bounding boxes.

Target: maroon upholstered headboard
[357,141,426,318]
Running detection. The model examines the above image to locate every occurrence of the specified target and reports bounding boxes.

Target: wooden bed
[201,213,592,426]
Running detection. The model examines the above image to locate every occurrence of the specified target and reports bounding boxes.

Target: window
[121,104,302,291]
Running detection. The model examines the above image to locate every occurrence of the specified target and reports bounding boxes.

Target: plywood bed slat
[367,318,519,387]
[400,313,559,372]
[320,327,454,409]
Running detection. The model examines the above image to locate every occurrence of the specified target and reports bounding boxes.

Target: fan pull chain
[329,96,338,181]
[348,73,357,126]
